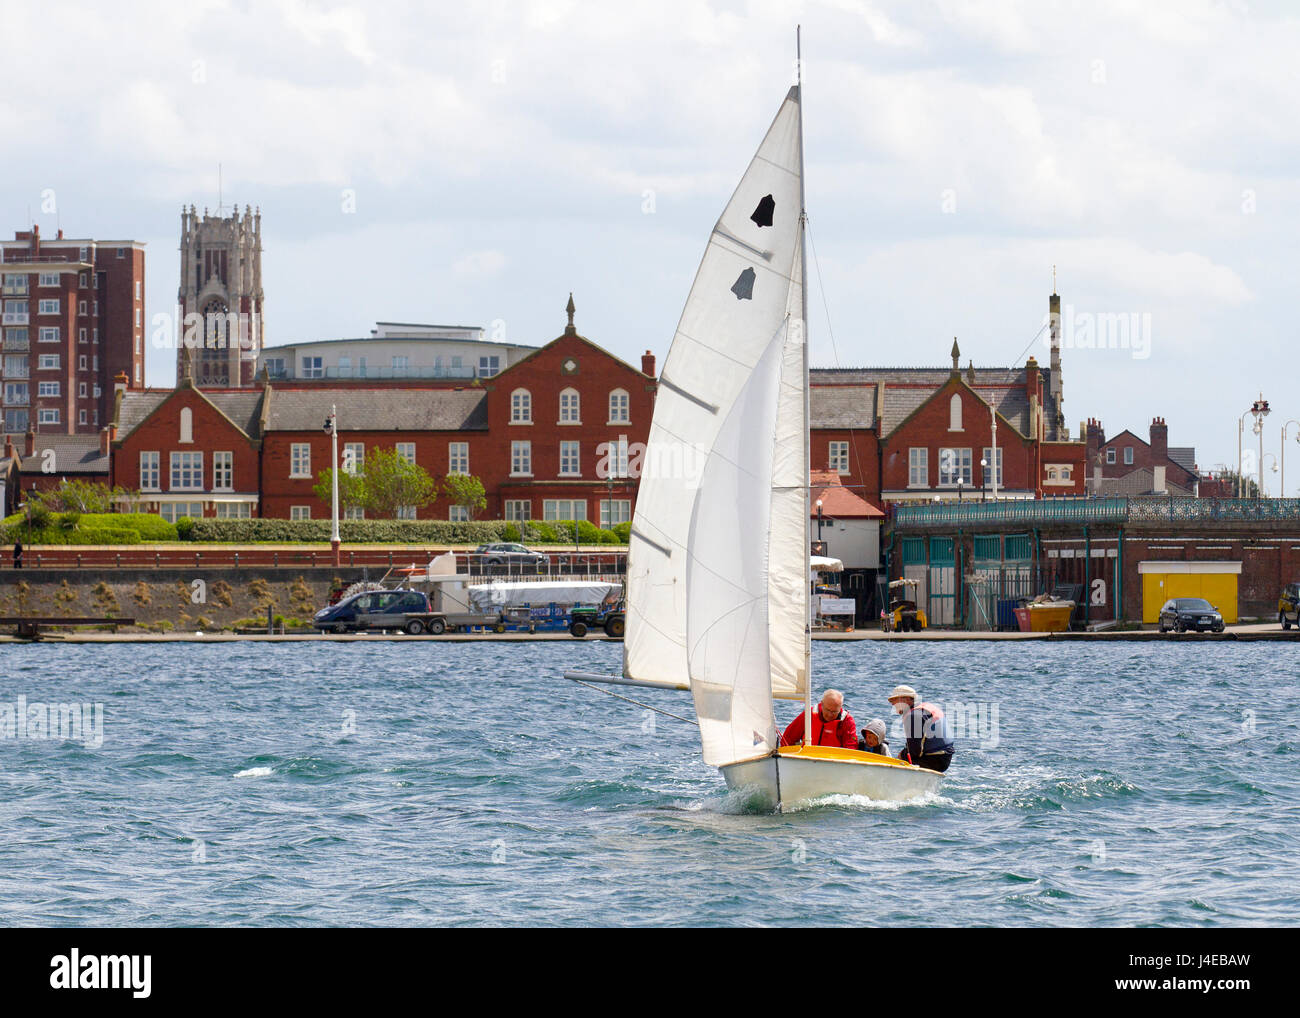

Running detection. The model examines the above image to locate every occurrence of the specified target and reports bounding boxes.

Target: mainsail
[623,86,809,767]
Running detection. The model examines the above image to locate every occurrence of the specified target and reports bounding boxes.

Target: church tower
[176,204,264,386]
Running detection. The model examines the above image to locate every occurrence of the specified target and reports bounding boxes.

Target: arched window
[949,393,963,431]
[559,387,581,424]
[179,406,193,443]
[608,388,630,424]
[511,389,532,424]
[1047,466,1059,480]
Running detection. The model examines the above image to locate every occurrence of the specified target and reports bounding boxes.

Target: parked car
[1279,583,1300,630]
[1158,598,1225,633]
[314,589,446,633]
[473,543,548,573]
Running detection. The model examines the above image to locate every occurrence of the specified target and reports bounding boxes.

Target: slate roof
[263,387,488,432]
[1168,447,1196,473]
[115,388,267,440]
[19,436,109,474]
[809,385,876,429]
[1096,467,1195,497]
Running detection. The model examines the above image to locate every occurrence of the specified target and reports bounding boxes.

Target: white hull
[721,747,942,810]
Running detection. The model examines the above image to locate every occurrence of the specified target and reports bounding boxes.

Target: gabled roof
[1096,467,1194,497]
[263,387,487,432]
[115,385,267,442]
[490,329,652,386]
[19,435,109,474]
[810,468,885,518]
[810,385,876,429]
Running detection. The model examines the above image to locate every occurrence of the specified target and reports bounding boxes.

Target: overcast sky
[3,1,1297,487]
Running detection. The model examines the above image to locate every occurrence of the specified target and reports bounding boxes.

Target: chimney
[114,371,128,397]
[99,427,111,456]
[24,429,35,457]
[3,436,13,462]
[1025,356,1040,438]
[1150,416,1168,463]
[1086,418,1105,462]
[641,350,656,377]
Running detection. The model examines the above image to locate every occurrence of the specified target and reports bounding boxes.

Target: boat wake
[784,790,953,812]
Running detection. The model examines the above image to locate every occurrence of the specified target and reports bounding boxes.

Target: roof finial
[565,292,576,336]
[1053,264,1057,295]
[951,337,960,372]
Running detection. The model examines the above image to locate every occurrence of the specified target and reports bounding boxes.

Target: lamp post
[816,498,824,542]
[957,477,964,502]
[980,457,988,502]
[1237,409,1252,498]
[1250,395,1271,500]
[989,405,999,500]
[1261,453,1279,497]
[1283,420,1300,499]
[324,406,340,566]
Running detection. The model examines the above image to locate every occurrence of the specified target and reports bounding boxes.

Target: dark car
[1279,583,1300,630]
[1158,597,1225,634]
[314,589,423,633]
[473,542,548,573]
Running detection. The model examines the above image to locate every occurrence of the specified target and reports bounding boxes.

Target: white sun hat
[887,684,918,703]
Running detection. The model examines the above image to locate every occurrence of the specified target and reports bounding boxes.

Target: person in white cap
[887,684,954,772]
[857,718,889,756]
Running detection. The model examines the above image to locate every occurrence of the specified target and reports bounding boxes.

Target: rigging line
[569,678,697,726]
[805,215,871,505]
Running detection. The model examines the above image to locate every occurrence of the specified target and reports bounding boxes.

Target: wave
[234,766,273,778]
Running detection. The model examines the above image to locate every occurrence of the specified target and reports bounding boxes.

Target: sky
[2,0,1297,488]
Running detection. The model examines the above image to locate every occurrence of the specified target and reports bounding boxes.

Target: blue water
[0,639,1296,926]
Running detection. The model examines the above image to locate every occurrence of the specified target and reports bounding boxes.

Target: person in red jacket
[780,689,857,749]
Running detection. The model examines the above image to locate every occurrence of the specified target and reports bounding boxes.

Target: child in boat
[858,718,889,755]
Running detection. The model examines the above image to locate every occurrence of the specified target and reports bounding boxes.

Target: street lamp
[1237,409,1252,498]
[980,458,988,502]
[324,406,340,566]
[815,498,824,542]
[957,477,964,502]
[1250,395,1271,500]
[1283,420,1300,499]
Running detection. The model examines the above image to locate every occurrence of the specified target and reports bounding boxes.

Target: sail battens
[711,227,773,261]
[629,528,672,557]
[656,374,719,414]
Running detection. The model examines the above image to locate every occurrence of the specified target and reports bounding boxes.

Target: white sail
[624,86,807,709]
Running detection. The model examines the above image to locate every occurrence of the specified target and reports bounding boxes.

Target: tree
[30,479,140,514]
[442,474,487,520]
[314,447,437,518]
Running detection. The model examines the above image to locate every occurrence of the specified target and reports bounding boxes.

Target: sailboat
[565,53,942,810]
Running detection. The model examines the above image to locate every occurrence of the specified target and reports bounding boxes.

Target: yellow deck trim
[777,744,916,769]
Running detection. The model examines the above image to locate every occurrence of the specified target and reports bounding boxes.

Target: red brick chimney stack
[1150,417,1168,463]
[24,429,35,457]
[641,350,656,377]
[99,427,111,456]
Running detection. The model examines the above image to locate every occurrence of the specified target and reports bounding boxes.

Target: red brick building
[110,300,657,524]
[1084,417,1199,496]
[1,225,145,436]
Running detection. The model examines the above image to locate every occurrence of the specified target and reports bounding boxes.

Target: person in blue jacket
[888,684,954,773]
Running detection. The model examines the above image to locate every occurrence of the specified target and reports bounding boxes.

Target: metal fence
[895,495,1300,529]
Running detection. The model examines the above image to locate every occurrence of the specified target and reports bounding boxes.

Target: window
[38,354,60,370]
[215,502,252,518]
[600,499,631,528]
[4,381,29,405]
[829,441,849,474]
[560,440,580,476]
[78,300,87,315]
[908,448,928,487]
[4,327,27,349]
[1124,447,1134,465]
[116,247,125,259]
[1106,448,1116,465]
[356,356,367,378]
[290,506,311,520]
[601,436,629,479]
[3,409,29,431]
[2,276,28,295]
[291,443,311,478]
[140,452,160,490]
[79,247,88,261]
[179,407,193,443]
[391,355,409,372]
[39,328,59,343]
[949,393,963,431]
[396,505,417,519]
[395,442,416,464]
[264,357,287,378]
[213,451,233,490]
[159,502,204,523]
[79,328,87,344]
[302,356,324,378]
[92,327,98,344]
[38,408,61,424]
[337,356,351,376]
[478,355,500,377]
[511,440,531,476]
[79,272,87,288]
[511,389,532,423]
[938,447,973,487]
[3,298,29,322]
[79,382,87,398]
[170,451,204,490]
[135,280,141,300]
[38,381,60,397]
[448,442,469,475]
[79,410,87,425]
[448,505,469,522]
[544,499,587,522]
[38,299,60,315]
[559,388,580,424]
[608,389,630,424]
[134,308,141,326]
[344,506,365,520]
[343,442,364,475]
[504,499,531,522]
[981,448,1004,488]
[93,384,101,397]
[38,273,59,288]
[3,355,27,377]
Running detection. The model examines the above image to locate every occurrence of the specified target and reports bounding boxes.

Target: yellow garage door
[1141,568,1239,623]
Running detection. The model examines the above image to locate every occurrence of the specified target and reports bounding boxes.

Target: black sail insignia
[731,267,756,300]
[750,194,775,227]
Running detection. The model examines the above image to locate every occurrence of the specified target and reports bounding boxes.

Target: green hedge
[179,518,515,544]
[1,511,173,545]
[515,520,625,545]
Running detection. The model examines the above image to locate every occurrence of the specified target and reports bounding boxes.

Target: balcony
[894,496,1130,528]
[3,336,28,351]
[2,313,29,326]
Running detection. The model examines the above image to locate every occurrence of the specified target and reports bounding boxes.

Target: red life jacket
[809,709,854,747]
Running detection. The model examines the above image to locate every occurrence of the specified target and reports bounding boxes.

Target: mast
[798,24,813,747]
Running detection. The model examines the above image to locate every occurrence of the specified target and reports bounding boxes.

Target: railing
[0,254,87,265]
[894,494,1300,529]
[1128,496,1300,522]
[2,313,29,326]
[2,337,29,351]
[894,496,1129,528]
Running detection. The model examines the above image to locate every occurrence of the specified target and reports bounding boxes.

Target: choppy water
[0,639,1296,926]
